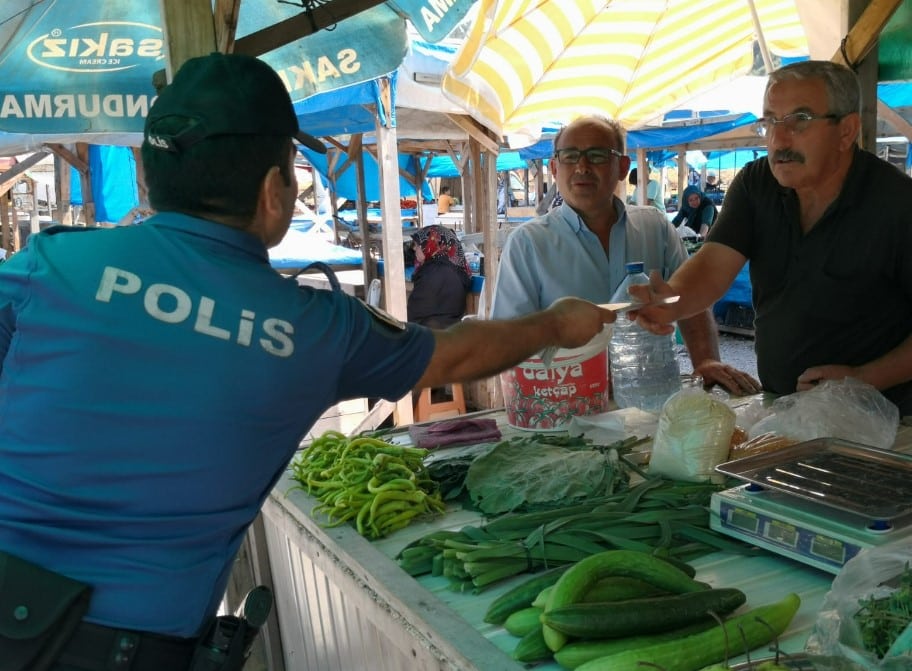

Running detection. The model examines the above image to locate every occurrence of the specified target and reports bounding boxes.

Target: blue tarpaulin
[69,145,139,224]
[517,114,761,161]
[425,152,532,178]
[714,262,753,320]
[299,145,433,202]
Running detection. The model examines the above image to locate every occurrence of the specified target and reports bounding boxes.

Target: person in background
[704,173,722,193]
[632,60,912,414]
[407,225,471,329]
[671,185,718,237]
[0,53,615,671]
[491,115,760,395]
[627,165,666,213]
[437,185,455,214]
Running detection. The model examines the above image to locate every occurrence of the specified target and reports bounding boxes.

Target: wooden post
[158,0,217,78]
[28,177,40,236]
[75,144,96,226]
[635,148,648,204]
[0,194,9,254]
[344,135,374,281]
[374,83,413,426]
[132,147,149,211]
[677,150,687,203]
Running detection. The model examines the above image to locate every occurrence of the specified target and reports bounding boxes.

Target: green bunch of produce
[396,477,755,591]
[487,549,801,670]
[289,430,445,539]
[854,561,912,659]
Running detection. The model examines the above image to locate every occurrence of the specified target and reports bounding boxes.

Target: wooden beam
[374,109,413,426]
[43,144,88,174]
[348,134,373,278]
[445,115,501,154]
[829,0,904,68]
[233,0,386,57]
[75,143,96,227]
[55,153,72,226]
[444,141,467,176]
[159,0,217,78]
[877,99,912,142]
[350,399,395,435]
[0,195,9,253]
[213,0,241,53]
[0,151,51,195]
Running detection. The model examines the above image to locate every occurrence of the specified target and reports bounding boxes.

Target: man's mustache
[772,149,805,163]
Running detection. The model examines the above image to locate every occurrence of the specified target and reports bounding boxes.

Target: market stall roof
[0,0,477,156]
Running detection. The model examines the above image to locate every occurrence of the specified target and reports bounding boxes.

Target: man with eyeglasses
[491,115,762,396]
[632,60,912,415]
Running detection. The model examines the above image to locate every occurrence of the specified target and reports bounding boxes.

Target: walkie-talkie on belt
[189,586,273,671]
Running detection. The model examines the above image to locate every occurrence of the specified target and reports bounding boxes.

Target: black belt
[56,621,197,671]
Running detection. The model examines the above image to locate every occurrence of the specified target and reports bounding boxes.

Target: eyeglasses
[756,112,841,136]
[554,147,623,165]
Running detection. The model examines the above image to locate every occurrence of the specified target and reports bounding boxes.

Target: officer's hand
[545,297,615,349]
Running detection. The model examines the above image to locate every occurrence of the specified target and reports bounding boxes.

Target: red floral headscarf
[411,225,471,279]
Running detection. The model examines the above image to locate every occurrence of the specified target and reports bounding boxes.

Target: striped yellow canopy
[442,0,809,136]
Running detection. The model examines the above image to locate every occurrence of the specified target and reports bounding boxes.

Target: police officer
[0,53,613,670]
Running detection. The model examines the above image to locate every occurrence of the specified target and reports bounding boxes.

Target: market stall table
[258,409,912,671]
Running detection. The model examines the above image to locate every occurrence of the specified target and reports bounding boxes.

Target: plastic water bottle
[466,246,482,275]
[608,261,682,413]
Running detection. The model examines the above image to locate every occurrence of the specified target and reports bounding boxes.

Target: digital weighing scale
[710,437,912,574]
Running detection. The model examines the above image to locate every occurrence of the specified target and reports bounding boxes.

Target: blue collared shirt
[491,199,687,318]
[0,213,434,636]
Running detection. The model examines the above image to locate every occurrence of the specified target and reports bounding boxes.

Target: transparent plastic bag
[649,386,736,482]
[806,539,912,670]
[748,378,899,449]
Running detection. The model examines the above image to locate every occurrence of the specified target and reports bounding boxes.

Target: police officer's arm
[413,297,614,390]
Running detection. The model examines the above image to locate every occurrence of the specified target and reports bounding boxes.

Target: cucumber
[574,592,801,671]
[512,626,552,663]
[533,576,669,608]
[543,550,707,652]
[542,588,747,639]
[503,606,543,637]
[484,565,568,624]
[554,620,718,670]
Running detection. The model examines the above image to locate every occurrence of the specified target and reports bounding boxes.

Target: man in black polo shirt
[630,60,912,414]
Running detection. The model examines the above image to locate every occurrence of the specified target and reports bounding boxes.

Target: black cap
[144,52,326,154]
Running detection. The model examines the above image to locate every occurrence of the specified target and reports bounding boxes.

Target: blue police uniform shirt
[0,213,435,637]
[491,199,686,318]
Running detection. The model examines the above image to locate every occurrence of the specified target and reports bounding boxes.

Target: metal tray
[714,437,912,522]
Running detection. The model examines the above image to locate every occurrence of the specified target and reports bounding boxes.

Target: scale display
[710,484,912,573]
[711,438,912,573]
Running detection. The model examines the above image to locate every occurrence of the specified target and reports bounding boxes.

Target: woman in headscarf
[407,225,472,329]
[672,185,718,237]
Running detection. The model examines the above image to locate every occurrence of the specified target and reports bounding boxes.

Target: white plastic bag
[649,386,735,482]
[748,378,899,449]
[806,539,912,670]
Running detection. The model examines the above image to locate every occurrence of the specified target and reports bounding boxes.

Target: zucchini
[542,588,747,639]
[554,620,718,669]
[503,606,543,637]
[543,550,707,652]
[574,592,801,671]
[512,626,551,663]
[533,576,669,608]
[483,565,568,624]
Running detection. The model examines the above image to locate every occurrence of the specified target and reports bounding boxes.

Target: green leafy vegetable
[854,561,912,659]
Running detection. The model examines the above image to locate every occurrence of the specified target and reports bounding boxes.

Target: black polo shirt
[707,149,912,413]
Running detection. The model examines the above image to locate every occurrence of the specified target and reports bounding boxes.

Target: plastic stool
[415,383,466,422]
